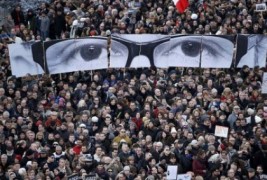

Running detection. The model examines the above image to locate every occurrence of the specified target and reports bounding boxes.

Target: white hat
[18,168,26,175]
[79,123,86,128]
[208,154,220,163]
[92,116,99,122]
[26,161,32,167]
[190,140,198,146]
[46,110,52,116]
[106,30,111,36]
[191,13,198,20]
[51,111,58,116]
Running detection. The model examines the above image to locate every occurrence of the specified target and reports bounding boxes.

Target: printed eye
[110,40,129,67]
[45,38,108,74]
[79,44,102,61]
[154,36,233,68]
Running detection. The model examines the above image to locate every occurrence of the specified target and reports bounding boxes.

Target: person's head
[58,158,66,168]
[120,128,126,137]
[121,143,129,153]
[197,150,206,160]
[256,165,263,174]
[248,168,255,178]
[95,147,102,156]
[163,145,171,155]
[117,172,127,180]
[227,169,235,178]
[123,165,130,175]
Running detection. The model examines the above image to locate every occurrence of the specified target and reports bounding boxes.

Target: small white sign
[177,174,191,180]
[167,165,178,180]
[256,3,267,11]
[215,125,229,138]
[261,73,267,94]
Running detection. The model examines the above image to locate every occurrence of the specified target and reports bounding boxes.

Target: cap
[169,70,176,76]
[190,140,198,146]
[26,161,32,166]
[18,168,26,175]
[247,168,255,172]
[79,123,86,128]
[51,111,58,116]
[26,149,35,156]
[40,149,47,154]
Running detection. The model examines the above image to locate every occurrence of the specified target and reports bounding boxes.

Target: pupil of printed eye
[80,45,102,61]
[181,41,200,57]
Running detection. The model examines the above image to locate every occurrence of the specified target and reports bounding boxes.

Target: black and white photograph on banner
[162,35,202,68]
[201,35,235,68]
[8,42,45,77]
[255,3,267,12]
[110,34,170,68]
[236,34,267,68]
[44,37,108,74]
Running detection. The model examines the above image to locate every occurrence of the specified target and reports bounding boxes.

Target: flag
[173,0,189,13]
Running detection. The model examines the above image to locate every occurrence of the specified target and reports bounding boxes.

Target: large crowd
[0,0,267,179]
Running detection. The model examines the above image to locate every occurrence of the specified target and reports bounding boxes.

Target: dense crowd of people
[0,0,267,179]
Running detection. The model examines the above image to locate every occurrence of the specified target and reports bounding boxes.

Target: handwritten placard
[215,125,229,138]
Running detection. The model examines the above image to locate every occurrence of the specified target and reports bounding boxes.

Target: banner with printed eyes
[110,34,170,68]
[44,37,108,74]
[8,42,45,77]
[201,35,235,68]
[167,35,202,68]
[235,34,267,68]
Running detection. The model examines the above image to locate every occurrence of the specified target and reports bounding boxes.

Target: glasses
[110,35,234,68]
[120,131,126,133]
[111,35,169,67]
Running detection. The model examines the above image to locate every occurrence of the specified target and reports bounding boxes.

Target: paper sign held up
[261,73,267,94]
[167,165,178,180]
[177,174,191,180]
[215,125,229,138]
[255,3,267,11]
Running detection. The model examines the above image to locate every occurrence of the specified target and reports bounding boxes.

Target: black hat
[26,149,35,156]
